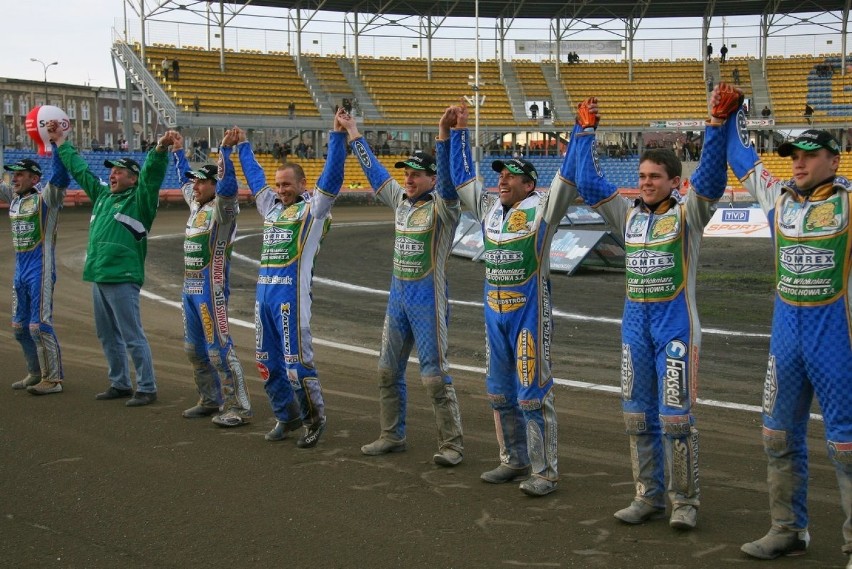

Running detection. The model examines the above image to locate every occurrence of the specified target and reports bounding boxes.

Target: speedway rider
[170,130,253,427]
[337,109,464,467]
[2,152,70,395]
[448,103,578,496]
[722,87,852,565]
[234,109,347,449]
[572,87,734,530]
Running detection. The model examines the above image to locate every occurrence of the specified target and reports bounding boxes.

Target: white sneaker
[614,500,666,524]
[519,476,558,497]
[12,374,40,390]
[669,504,698,529]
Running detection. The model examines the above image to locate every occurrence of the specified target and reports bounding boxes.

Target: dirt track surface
[0,204,846,568]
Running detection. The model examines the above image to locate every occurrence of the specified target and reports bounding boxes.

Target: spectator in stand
[761,105,772,118]
[543,101,551,118]
[288,101,295,120]
[193,96,200,115]
[732,67,741,85]
[804,103,814,125]
[161,57,171,82]
[529,102,539,120]
[706,43,713,62]
[171,58,180,81]
[720,44,728,63]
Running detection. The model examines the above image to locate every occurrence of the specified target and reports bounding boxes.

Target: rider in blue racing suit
[449,103,578,496]
[338,109,464,467]
[171,131,253,427]
[573,94,730,530]
[235,111,346,448]
[723,90,852,563]
[2,151,69,394]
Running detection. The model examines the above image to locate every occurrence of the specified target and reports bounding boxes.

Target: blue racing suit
[574,122,728,512]
[725,107,852,553]
[350,137,463,454]
[1,148,69,382]
[237,132,345,429]
[172,147,252,419]
[450,126,578,482]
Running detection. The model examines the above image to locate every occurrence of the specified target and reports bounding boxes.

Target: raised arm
[338,110,401,207]
[573,98,630,239]
[214,135,240,224]
[435,105,460,203]
[310,108,349,220]
[449,103,490,220]
[42,141,70,208]
[136,130,176,217]
[49,119,107,202]
[170,131,194,205]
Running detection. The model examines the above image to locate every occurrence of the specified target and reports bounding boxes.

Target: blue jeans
[92,283,156,393]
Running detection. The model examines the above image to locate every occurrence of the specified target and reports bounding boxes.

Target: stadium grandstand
[2,0,851,197]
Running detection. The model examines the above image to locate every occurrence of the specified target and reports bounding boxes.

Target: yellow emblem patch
[506,210,529,233]
[192,210,209,228]
[408,207,431,227]
[805,202,839,231]
[516,329,536,388]
[651,215,677,238]
[487,290,527,313]
[282,205,300,219]
[200,303,214,344]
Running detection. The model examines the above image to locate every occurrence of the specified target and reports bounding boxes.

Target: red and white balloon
[25,105,71,156]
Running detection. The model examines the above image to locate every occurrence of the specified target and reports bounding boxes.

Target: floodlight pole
[31,58,58,104]
[474,0,481,177]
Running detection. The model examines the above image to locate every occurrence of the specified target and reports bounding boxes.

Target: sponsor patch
[626,249,675,275]
[762,355,777,415]
[506,210,530,233]
[256,362,270,381]
[486,290,527,312]
[663,340,687,408]
[200,303,214,345]
[483,249,523,265]
[650,215,677,239]
[621,343,634,400]
[779,244,835,275]
[518,398,542,411]
[255,351,268,361]
[828,441,852,464]
[623,412,647,433]
[516,329,536,388]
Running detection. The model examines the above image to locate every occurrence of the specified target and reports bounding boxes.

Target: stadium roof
[223,0,848,20]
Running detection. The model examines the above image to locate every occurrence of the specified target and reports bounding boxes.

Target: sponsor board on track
[704,207,770,238]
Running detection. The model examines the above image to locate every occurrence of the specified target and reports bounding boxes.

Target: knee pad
[762,426,790,456]
[487,392,509,408]
[13,322,28,342]
[827,439,852,467]
[661,414,693,437]
[378,367,397,389]
[28,324,42,343]
[623,412,650,435]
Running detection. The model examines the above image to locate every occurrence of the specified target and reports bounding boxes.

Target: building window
[3,96,12,116]
[104,133,114,148]
[104,106,112,122]
[19,95,29,116]
[67,100,76,119]
[116,106,123,122]
[132,107,140,123]
[146,110,152,124]
[81,101,90,120]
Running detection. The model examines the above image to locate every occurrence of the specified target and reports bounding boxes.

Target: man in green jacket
[49,122,179,407]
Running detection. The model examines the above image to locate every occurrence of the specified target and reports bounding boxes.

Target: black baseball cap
[394,152,437,174]
[778,130,841,157]
[103,157,141,174]
[186,164,219,181]
[4,159,42,175]
[491,158,538,182]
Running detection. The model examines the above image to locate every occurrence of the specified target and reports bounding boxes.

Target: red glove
[712,83,744,120]
[576,97,599,129]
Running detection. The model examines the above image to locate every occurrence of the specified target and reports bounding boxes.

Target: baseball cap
[491,158,538,182]
[103,157,141,174]
[394,152,437,174]
[778,130,841,157]
[3,159,42,176]
[186,164,219,181]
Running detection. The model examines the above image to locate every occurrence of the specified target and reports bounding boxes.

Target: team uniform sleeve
[213,146,239,223]
[542,124,580,225]
[57,140,108,202]
[684,122,728,228]
[349,136,402,208]
[574,128,629,241]
[137,148,169,221]
[724,107,784,215]
[173,149,194,205]
[236,141,275,217]
[434,138,461,226]
[42,143,69,208]
[450,127,491,221]
[311,130,346,220]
